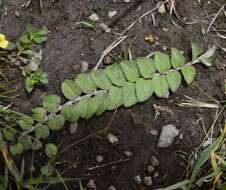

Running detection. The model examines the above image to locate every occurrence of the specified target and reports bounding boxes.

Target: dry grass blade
[177,95,220,109]
[93,35,127,70]
[207,3,226,33]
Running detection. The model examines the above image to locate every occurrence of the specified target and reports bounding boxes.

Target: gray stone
[96,155,104,163]
[154,171,159,178]
[134,175,142,184]
[107,185,116,190]
[157,1,166,14]
[108,10,117,18]
[89,13,99,22]
[157,124,179,148]
[143,176,152,186]
[124,150,133,157]
[147,165,155,173]
[87,179,96,189]
[150,155,159,167]
[107,133,118,144]
[123,0,130,2]
[80,60,89,72]
[15,10,20,17]
[99,23,111,33]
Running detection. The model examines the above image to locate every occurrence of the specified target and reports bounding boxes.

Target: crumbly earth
[1,0,226,189]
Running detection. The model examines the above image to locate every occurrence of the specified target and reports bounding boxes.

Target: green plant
[0,42,216,190]
[158,122,226,190]
[17,24,49,93]
[17,24,48,54]
[2,42,214,158]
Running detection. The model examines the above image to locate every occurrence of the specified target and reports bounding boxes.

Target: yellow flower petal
[0,34,6,41]
[0,40,9,49]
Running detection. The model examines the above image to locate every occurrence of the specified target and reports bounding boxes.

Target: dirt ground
[1,0,226,189]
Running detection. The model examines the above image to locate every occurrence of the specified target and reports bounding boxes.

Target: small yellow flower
[0,34,9,49]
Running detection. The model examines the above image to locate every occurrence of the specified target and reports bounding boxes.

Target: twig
[87,158,130,171]
[59,90,107,110]
[93,0,168,70]
[39,0,43,12]
[169,0,184,30]
[0,6,5,31]
[207,3,226,33]
[93,35,127,70]
[121,0,169,35]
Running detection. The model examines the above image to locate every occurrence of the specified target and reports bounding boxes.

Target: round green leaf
[18,115,34,131]
[61,104,80,123]
[107,86,123,110]
[171,48,185,68]
[135,78,154,102]
[166,71,182,92]
[18,135,32,150]
[86,97,98,119]
[93,92,109,116]
[45,143,58,159]
[9,143,24,156]
[3,127,17,141]
[105,64,127,87]
[120,60,140,82]
[154,51,171,73]
[32,107,47,123]
[153,75,169,98]
[41,164,54,177]
[192,41,202,61]
[122,82,138,107]
[35,124,50,139]
[42,95,61,113]
[61,79,81,100]
[136,57,156,78]
[47,114,65,131]
[90,69,112,90]
[75,73,97,94]
[77,97,89,119]
[181,65,196,84]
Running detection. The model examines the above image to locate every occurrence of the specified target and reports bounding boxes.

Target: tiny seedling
[16,24,49,93]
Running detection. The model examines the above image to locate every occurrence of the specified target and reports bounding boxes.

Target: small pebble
[162,27,168,32]
[124,150,133,157]
[150,129,158,136]
[147,165,155,173]
[87,179,96,189]
[108,10,117,18]
[80,60,89,72]
[179,133,183,140]
[157,124,179,148]
[143,176,152,186]
[70,123,78,134]
[107,133,118,144]
[96,155,104,163]
[157,1,166,14]
[107,185,116,190]
[123,0,130,2]
[150,155,159,167]
[134,175,142,184]
[154,171,159,178]
[99,23,111,33]
[89,13,99,22]
[14,10,20,17]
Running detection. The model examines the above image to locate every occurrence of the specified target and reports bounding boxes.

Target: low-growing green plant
[17,25,49,93]
[17,24,48,55]
[158,122,226,190]
[0,41,216,189]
